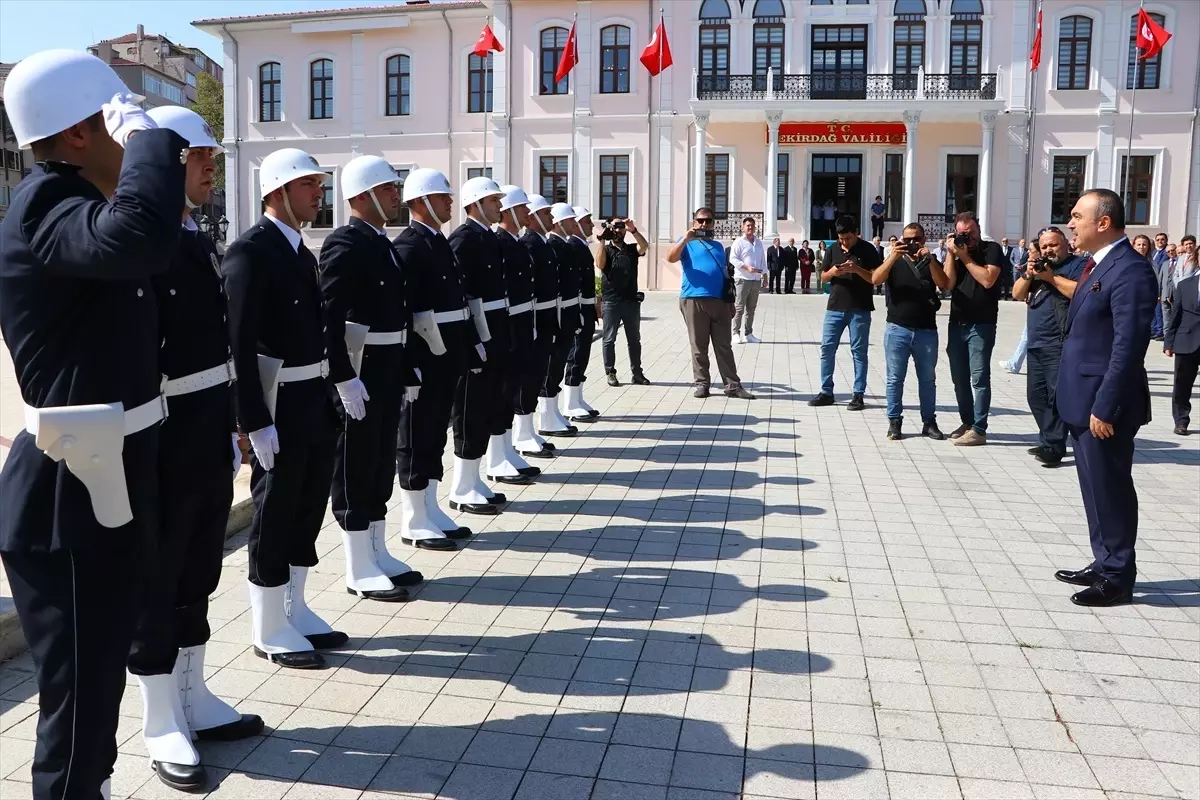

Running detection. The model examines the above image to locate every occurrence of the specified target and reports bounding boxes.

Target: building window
[753,24,785,90]
[949,0,983,89]
[698,0,731,85]
[313,170,334,229]
[599,155,630,220]
[1127,12,1164,90]
[185,72,197,87]
[259,62,281,122]
[540,27,570,95]
[705,153,729,217]
[944,154,979,217]
[776,153,790,220]
[884,153,904,221]
[385,54,411,116]
[599,25,631,94]
[467,167,493,179]
[1056,15,1092,90]
[195,54,207,69]
[392,167,411,227]
[540,156,569,204]
[1050,156,1086,224]
[810,0,833,5]
[1120,155,1154,225]
[0,185,10,207]
[468,53,493,113]
[811,26,868,99]
[309,59,333,120]
[893,0,926,91]
[144,73,185,104]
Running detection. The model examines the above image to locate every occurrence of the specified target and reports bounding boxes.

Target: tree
[192,71,225,190]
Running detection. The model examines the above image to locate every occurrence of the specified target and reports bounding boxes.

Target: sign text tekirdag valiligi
[768,122,908,146]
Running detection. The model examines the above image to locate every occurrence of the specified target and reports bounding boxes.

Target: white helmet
[461,176,503,207]
[525,194,552,213]
[550,202,577,226]
[573,206,592,221]
[402,167,453,203]
[3,49,137,148]
[146,105,223,152]
[341,155,398,200]
[498,185,529,212]
[260,148,326,198]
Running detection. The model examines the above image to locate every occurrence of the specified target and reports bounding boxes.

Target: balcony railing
[695,70,998,102]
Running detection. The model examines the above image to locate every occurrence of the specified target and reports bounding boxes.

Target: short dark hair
[693,206,714,218]
[954,211,978,227]
[1155,231,1168,239]
[29,111,104,161]
[903,222,925,237]
[834,215,858,235]
[742,216,756,226]
[1133,234,1152,247]
[1080,188,1125,229]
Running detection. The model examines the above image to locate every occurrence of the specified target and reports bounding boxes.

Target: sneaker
[998,360,1019,375]
[694,385,710,398]
[606,372,620,387]
[949,424,971,439]
[745,334,761,344]
[734,332,745,344]
[725,386,756,400]
[887,419,903,440]
[808,393,835,407]
[922,421,945,440]
[954,428,987,446]
[846,394,865,411]
[631,373,651,386]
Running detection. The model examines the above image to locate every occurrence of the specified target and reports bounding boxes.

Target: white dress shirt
[265,213,302,252]
[1089,237,1127,272]
[729,235,767,283]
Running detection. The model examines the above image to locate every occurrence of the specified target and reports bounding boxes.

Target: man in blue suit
[1150,232,1169,339]
[1164,256,1200,437]
[1055,189,1158,607]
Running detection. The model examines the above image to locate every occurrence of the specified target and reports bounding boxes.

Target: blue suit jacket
[1165,274,1200,356]
[1056,239,1158,429]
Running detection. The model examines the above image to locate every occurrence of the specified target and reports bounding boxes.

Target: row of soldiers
[0,50,605,799]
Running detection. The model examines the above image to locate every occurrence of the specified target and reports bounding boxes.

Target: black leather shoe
[448,500,498,515]
[518,466,541,477]
[539,425,578,437]
[1055,566,1101,586]
[305,631,349,650]
[194,714,264,742]
[887,419,902,440]
[808,393,835,407]
[485,492,507,504]
[253,648,325,669]
[347,585,411,602]
[606,372,621,386]
[518,446,555,459]
[1036,450,1063,467]
[442,526,473,540]
[402,537,457,551]
[694,385,710,398]
[725,387,756,400]
[151,760,207,792]
[846,394,866,411]
[1175,423,1190,436]
[1071,579,1133,607]
[489,473,534,484]
[1027,445,1046,456]
[631,373,651,386]
[922,422,945,440]
[390,570,424,586]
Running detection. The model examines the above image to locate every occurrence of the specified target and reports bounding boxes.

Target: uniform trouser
[1070,423,1139,587]
[517,331,554,415]
[541,329,572,398]
[128,462,233,675]
[332,385,402,533]
[564,315,596,386]
[452,359,501,459]
[1173,350,1200,427]
[397,358,462,490]
[601,299,642,375]
[2,542,144,800]
[1026,344,1067,456]
[784,268,798,293]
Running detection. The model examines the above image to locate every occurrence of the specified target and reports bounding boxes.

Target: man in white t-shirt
[730,217,767,343]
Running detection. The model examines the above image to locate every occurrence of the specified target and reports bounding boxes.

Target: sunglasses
[1037,226,1064,238]
[694,217,714,225]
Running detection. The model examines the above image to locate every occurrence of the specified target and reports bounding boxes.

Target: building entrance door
[810,154,862,242]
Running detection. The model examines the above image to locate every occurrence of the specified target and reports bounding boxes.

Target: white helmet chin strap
[534,213,549,236]
[368,187,388,227]
[282,190,304,231]
[422,196,445,227]
[509,209,521,229]
[474,200,487,223]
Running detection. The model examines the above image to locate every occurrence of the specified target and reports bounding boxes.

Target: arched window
[309,58,333,119]
[1127,11,1165,90]
[385,55,410,116]
[540,27,570,95]
[467,53,493,113]
[753,0,785,91]
[699,0,731,86]
[949,0,982,89]
[599,24,632,94]
[259,62,281,122]
[1056,16,1092,90]
[893,0,926,91]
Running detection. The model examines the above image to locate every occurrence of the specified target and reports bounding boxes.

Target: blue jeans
[1003,324,1028,372]
[820,310,871,396]
[946,322,997,433]
[883,323,938,423]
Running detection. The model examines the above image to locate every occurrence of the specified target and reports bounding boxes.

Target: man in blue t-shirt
[1013,226,1085,466]
[870,195,886,240]
[667,207,755,399]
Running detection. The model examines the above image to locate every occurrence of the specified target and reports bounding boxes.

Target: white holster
[32,404,131,528]
[468,298,492,343]
[257,355,284,419]
[344,322,370,376]
[412,310,447,356]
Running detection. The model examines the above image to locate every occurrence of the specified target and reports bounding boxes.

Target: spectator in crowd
[1000,237,1015,300]
[729,217,766,344]
[782,237,800,294]
[798,239,815,293]
[1161,242,1185,332]
[596,218,650,387]
[943,211,1006,446]
[870,223,951,440]
[1152,232,1170,268]
[1164,241,1199,437]
[766,237,783,294]
[1133,235,1163,340]
[667,207,754,400]
[1014,226,1085,466]
[871,236,884,259]
[870,195,886,239]
[809,215,882,411]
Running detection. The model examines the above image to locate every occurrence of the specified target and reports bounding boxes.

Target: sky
[0,0,409,63]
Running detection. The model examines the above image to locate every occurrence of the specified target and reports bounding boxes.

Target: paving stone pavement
[1,292,1197,800]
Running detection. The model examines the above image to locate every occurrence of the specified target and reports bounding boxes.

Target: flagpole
[654,10,664,289]
[484,17,491,174]
[1123,0,1145,216]
[1020,1,1039,240]
[570,13,578,200]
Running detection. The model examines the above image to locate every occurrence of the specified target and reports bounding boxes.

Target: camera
[904,239,920,257]
[953,233,971,248]
[694,228,715,240]
[1032,257,1052,273]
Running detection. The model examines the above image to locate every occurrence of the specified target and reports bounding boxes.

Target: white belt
[277,359,330,383]
[481,299,507,312]
[534,299,557,311]
[25,395,167,437]
[163,359,236,398]
[364,330,407,345]
[433,308,471,324]
[560,296,580,308]
[508,300,533,315]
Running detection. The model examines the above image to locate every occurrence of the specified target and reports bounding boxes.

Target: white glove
[231,433,243,476]
[475,343,487,363]
[248,425,280,471]
[405,385,421,403]
[336,377,370,421]
[101,92,158,148]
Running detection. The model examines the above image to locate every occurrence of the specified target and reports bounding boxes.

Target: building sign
[772,123,907,145]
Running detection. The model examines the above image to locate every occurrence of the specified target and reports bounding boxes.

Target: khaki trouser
[732,279,760,336]
[680,297,742,390]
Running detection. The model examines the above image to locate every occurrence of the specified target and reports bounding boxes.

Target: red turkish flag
[640,17,674,76]
[473,24,504,57]
[555,22,578,85]
[1029,8,1043,70]
[1135,8,1171,60]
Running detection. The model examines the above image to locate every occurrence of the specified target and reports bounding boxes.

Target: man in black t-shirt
[809,215,883,410]
[596,218,650,387]
[942,211,1006,446]
[870,223,952,440]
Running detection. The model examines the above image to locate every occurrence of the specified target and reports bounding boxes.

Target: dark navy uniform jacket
[548,233,583,335]
[448,218,510,354]
[570,236,598,324]
[496,227,536,345]
[0,129,187,551]
[318,216,419,391]
[1165,275,1200,357]
[522,229,561,343]
[222,216,332,436]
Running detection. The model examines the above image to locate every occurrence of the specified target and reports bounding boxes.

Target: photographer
[1014,226,1084,466]
[943,211,1006,446]
[870,223,952,440]
[595,217,650,387]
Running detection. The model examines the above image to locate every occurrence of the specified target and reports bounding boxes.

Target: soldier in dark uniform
[514,194,562,457]
[0,51,186,800]
[319,155,421,602]
[125,105,262,792]
[561,205,601,420]
[393,168,485,549]
[539,202,584,437]
[446,176,522,514]
[223,147,347,670]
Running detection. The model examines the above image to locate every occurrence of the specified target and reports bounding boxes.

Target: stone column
[693,111,710,213]
[765,111,782,239]
[979,111,997,238]
[903,110,920,224]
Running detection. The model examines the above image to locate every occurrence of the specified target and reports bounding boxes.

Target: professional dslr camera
[953,233,972,248]
[598,219,627,241]
[1031,256,1053,273]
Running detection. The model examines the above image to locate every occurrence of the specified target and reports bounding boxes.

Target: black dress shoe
[448,500,498,515]
[631,373,651,386]
[1175,423,1190,436]
[1071,579,1133,607]
[543,442,556,451]
[390,570,424,586]
[1027,445,1046,456]
[485,492,507,504]
[922,422,945,440]
[489,473,534,484]
[442,526,473,539]
[539,425,578,437]
[347,585,411,602]
[305,631,349,650]
[253,648,325,669]
[808,393,835,407]
[1036,450,1064,467]
[1054,566,1100,586]
[518,446,555,459]
[518,466,541,477]
[402,536,457,551]
[194,713,264,742]
[846,393,866,411]
[151,760,207,792]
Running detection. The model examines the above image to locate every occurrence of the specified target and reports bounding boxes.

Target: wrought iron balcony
[695,71,998,102]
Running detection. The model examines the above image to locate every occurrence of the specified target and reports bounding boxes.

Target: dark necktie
[1080,257,1096,282]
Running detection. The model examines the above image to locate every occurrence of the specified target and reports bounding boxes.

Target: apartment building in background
[195,0,1200,290]
[0,63,29,222]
